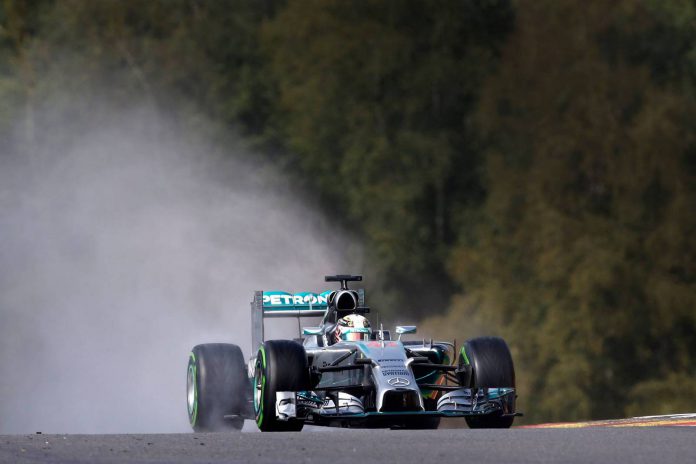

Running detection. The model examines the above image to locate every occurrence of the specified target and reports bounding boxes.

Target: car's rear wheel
[461,336,516,429]
[254,340,310,432]
[187,343,247,431]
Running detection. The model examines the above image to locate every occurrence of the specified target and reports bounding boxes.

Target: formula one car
[186,275,518,431]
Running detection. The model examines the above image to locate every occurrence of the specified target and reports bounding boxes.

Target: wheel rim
[254,358,263,413]
[187,362,196,420]
[254,347,267,427]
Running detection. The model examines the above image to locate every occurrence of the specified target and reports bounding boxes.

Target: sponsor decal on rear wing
[261,291,332,317]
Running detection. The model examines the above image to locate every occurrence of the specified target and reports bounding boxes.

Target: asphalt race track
[1,425,694,464]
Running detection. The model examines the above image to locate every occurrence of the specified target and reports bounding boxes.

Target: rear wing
[250,289,364,353]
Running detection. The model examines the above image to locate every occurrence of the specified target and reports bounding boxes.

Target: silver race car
[186,275,519,431]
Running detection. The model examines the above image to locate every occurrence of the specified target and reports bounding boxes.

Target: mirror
[395,325,416,340]
[395,325,417,335]
[302,327,323,336]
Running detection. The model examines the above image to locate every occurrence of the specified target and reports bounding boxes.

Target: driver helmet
[333,314,371,343]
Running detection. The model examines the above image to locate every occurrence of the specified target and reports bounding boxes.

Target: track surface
[2,426,694,464]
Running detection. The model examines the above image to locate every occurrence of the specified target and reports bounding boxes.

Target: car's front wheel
[254,340,310,432]
[460,336,516,429]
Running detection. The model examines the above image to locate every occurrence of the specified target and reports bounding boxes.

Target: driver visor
[342,331,368,341]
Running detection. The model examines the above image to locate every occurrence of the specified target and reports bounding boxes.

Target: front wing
[275,388,517,424]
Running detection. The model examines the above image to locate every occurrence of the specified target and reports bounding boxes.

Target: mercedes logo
[387,377,410,387]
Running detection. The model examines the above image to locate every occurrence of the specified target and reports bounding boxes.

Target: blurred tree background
[1,0,695,423]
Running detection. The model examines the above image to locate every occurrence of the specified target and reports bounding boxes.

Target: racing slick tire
[460,336,516,429]
[254,340,310,432]
[187,343,247,432]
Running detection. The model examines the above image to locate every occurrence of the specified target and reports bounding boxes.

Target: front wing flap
[437,387,516,416]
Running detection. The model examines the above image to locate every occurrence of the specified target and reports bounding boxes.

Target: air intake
[335,290,357,311]
[380,390,421,412]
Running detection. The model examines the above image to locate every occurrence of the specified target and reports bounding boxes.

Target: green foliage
[423,0,696,423]
[0,0,276,150]
[260,0,513,314]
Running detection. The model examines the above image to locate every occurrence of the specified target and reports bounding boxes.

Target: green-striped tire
[254,340,309,432]
[461,336,516,429]
[187,343,246,432]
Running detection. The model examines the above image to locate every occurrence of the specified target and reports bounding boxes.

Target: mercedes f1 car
[186,275,518,431]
